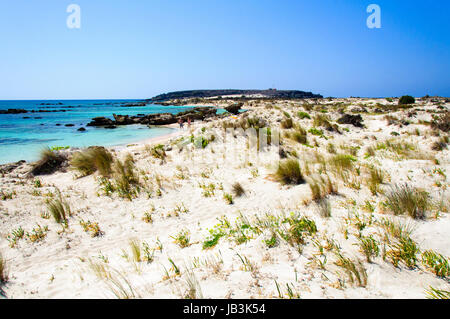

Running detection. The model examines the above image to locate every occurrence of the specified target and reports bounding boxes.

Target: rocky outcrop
[86,107,218,127]
[86,117,115,127]
[224,103,243,115]
[149,89,323,102]
[0,109,28,114]
[0,108,70,114]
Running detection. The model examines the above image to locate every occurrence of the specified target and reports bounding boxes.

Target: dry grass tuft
[71,147,113,177]
[275,159,305,185]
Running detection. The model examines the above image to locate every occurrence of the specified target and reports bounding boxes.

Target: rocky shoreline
[86,105,242,128]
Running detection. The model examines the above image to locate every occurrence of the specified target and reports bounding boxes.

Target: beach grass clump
[421,250,449,278]
[71,147,113,177]
[275,159,305,185]
[31,147,67,175]
[279,214,317,247]
[46,190,71,225]
[286,125,308,144]
[308,175,338,202]
[231,182,245,197]
[384,184,430,219]
[387,235,420,268]
[308,128,324,137]
[317,198,331,218]
[431,136,449,151]
[223,193,234,205]
[358,236,380,263]
[334,252,368,287]
[330,154,356,173]
[202,229,226,250]
[379,217,415,242]
[367,166,385,195]
[280,117,293,129]
[26,224,49,243]
[425,287,450,299]
[171,229,191,248]
[431,111,450,132]
[297,111,311,119]
[148,144,167,160]
[80,219,102,237]
[112,154,140,200]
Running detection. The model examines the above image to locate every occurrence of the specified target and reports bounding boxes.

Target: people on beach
[187,117,191,128]
[178,118,184,129]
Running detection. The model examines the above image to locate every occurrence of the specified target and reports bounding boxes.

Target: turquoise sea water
[0,100,205,164]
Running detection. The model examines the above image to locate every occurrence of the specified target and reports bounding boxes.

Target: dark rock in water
[104,125,117,129]
[224,103,243,115]
[113,114,133,125]
[65,124,75,127]
[141,113,176,125]
[31,151,68,176]
[23,116,31,119]
[56,123,61,126]
[34,117,43,119]
[337,114,364,128]
[120,102,147,107]
[77,127,86,132]
[0,108,28,114]
[86,117,115,127]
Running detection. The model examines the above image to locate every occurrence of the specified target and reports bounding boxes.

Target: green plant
[358,236,380,263]
[171,229,191,248]
[34,179,42,188]
[308,128,324,137]
[421,250,449,278]
[223,193,234,205]
[148,144,167,160]
[275,159,305,185]
[334,253,367,287]
[26,224,49,243]
[398,95,415,105]
[425,287,450,299]
[280,214,317,247]
[80,220,102,237]
[387,236,419,268]
[384,184,430,219]
[297,111,311,119]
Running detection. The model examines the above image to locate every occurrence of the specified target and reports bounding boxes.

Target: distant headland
[148,89,323,102]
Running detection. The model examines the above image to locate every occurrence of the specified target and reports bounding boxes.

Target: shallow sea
[0,100,208,164]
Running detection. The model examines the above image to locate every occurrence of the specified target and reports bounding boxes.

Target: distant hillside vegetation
[149,89,323,101]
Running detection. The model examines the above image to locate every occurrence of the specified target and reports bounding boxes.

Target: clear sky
[0,0,449,99]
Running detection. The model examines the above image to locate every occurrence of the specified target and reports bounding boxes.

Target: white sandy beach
[0,97,449,299]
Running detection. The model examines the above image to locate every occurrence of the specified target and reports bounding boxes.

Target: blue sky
[0,0,449,99]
